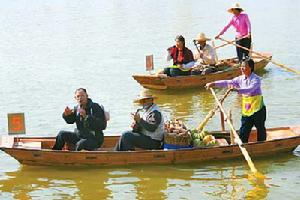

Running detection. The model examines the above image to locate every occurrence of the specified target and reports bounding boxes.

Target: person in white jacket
[192,33,217,75]
[193,32,217,66]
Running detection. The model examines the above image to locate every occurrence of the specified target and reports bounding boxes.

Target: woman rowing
[206,58,267,143]
[215,3,252,62]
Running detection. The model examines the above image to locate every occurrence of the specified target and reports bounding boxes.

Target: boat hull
[132,53,272,90]
[1,126,299,167]
[1,137,299,167]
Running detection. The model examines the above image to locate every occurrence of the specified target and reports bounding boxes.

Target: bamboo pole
[197,89,232,131]
[218,37,300,75]
[213,37,246,50]
[210,88,258,173]
[220,110,225,131]
[214,42,232,50]
[228,110,234,145]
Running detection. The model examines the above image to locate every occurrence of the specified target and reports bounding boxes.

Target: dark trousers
[236,37,251,62]
[115,131,162,151]
[164,67,191,77]
[239,106,267,143]
[52,130,103,151]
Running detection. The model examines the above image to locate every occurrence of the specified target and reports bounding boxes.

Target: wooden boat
[1,125,300,167]
[132,53,272,90]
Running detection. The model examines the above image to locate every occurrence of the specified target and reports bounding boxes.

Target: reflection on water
[0,153,299,200]
[246,174,269,200]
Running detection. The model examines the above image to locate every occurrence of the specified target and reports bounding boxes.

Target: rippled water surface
[0,0,300,199]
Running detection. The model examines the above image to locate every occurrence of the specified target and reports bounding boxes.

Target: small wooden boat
[1,125,299,167]
[132,53,272,90]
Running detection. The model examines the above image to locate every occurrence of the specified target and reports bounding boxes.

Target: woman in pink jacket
[215,3,251,62]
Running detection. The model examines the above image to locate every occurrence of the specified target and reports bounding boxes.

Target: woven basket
[164,132,192,146]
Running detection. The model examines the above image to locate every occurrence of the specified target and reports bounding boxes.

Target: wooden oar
[214,42,231,50]
[214,37,246,50]
[218,37,300,75]
[210,88,258,173]
[197,88,232,131]
[194,39,234,52]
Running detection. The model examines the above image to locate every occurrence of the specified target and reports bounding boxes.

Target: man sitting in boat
[115,92,164,151]
[191,32,217,75]
[159,35,195,77]
[206,58,266,143]
[52,88,107,151]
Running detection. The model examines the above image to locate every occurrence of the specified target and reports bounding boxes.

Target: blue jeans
[239,106,267,143]
[52,130,103,151]
[115,131,162,151]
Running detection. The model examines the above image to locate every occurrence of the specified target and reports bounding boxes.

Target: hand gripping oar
[218,37,300,76]
[193,40,201,54]
[197,88,232,131]
[210,88,258,173]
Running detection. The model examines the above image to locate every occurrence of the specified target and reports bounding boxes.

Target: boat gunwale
[1,134,299,154]
[132,53,272,80]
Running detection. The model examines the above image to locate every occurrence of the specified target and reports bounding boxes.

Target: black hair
[75,88,87,94]
[243,58,255,72]
[175,35,185,47]
[234,8,243,13]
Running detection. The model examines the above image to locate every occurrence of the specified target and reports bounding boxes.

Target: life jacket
[242,95,264,116]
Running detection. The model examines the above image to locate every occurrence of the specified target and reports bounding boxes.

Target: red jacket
[168,46,194,65]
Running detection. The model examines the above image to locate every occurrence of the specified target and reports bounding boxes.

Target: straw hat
[194,32,211,42]
[134,90,157,103]
[227,3,244,13]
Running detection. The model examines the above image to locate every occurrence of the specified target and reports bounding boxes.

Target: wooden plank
[2,136,299,167]
[132,53,272,90]
[1,126,299,167]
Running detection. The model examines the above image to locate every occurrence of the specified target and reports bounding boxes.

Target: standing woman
[205,59,266,143]
[215,3,251,62]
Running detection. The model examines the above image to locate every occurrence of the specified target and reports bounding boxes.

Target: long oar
[210,88,258,173]
[214,42,232,50]
[194,39,234,52]
[214,37,246,50]
[197,88,232,131]
[218,37,300,75]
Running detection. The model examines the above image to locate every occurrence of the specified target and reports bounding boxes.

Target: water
[0,0,300,199]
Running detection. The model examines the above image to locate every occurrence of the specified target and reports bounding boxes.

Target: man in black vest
[52,88,107,151]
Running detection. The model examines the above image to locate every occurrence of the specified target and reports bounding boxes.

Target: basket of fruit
[164,119,192,149]
[191,129,217,147]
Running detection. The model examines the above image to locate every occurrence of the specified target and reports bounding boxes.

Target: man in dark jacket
[52,88,107,151]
